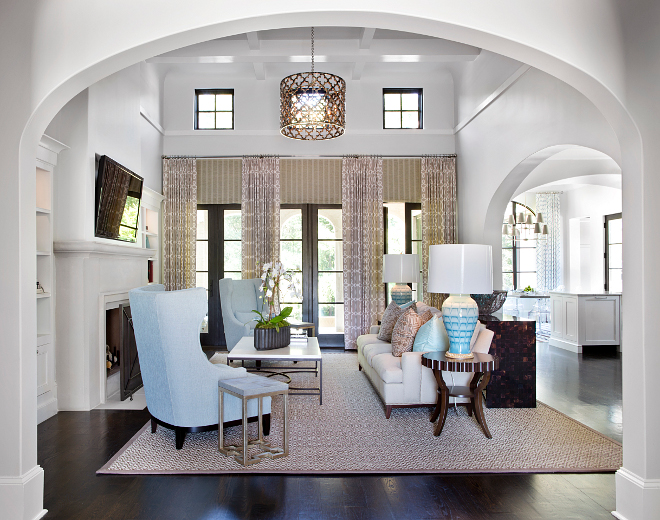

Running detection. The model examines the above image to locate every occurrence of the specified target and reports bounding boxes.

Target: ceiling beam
[252,62,265,80]
[246,31,260,50]
[352,61,366,80]
[359,28,376,50]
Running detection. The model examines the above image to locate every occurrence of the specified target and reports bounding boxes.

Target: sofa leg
[175,428,186,450]
[151,418,158,433]
[358,363,362,371]
[467,401,473,417]
[385,405,392,419]
[262,413,271,436]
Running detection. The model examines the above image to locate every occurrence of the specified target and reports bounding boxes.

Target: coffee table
[228,336,323,404]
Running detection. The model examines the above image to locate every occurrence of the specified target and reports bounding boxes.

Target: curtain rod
[162,154,457,159]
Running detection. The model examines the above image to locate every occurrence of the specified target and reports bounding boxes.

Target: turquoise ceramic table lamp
[427,244,493,359]
[383,254,420,305]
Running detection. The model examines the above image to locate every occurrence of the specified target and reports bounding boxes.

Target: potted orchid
[252,261,302,350]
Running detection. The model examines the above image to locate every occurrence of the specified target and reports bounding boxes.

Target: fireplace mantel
[54,240,155,259]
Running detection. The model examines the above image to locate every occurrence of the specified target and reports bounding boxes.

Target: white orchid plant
[252,261,302,331]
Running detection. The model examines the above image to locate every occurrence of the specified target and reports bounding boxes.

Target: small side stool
[218,375,289,466]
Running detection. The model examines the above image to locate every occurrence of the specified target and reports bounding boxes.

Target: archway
[6,6,648,520]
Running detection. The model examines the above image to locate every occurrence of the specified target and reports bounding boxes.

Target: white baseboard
[548,336,582,353]
[37,397,58,425]
[0,466,46,520]
[614,468,660,520]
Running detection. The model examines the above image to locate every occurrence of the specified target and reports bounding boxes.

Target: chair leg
[385,405,392,419]
[151,418,158,433]
[358,363,362,371]
[262,413,271,436]
[175,428,186,450]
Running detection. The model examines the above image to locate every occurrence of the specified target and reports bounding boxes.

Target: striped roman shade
[195,157,424,204]
[196,159,242,204]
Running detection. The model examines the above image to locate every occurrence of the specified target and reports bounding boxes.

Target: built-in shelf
[37,292,51,299]
[36,207,51,215]
[37,250,51,256]
[145,231,157,237]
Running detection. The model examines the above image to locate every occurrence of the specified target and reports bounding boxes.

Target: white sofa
[357,322,495,418]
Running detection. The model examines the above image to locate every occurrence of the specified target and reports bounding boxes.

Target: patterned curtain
[536,192,562,291]
[163,158,197,291]
[342,156,385,350]
[241,156,280,279]
[421,156,458,307]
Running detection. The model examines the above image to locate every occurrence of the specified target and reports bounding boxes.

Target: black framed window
[502,201,537,290]
[195,89,234,130]
[605,213,622,292]
[383,202,422,304]
[383,88,423,129]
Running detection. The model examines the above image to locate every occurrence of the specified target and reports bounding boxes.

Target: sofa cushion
[371,353,403,383]
[416,302,442,317]
[356,333,387,350]
[413,315,450,353]
[377,301,405,342]
[363,342,393,365]
[391,308,426,357]
[470,321,486,349]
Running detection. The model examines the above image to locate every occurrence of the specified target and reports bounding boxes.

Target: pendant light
[280,27,346,140]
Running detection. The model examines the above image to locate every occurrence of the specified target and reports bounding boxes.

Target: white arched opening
[3,5,652,520]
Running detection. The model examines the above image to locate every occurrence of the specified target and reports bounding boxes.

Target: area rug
[98,353,621,475]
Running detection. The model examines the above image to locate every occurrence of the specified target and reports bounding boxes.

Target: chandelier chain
[311,27,315,73]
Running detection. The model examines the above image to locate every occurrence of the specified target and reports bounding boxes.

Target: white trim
[616,468,660,489]
[36,397,58,424]
[54,240,155,259]
[141,186,164,210]
[454,65,531,134]
[140,106,165,136]
[165,128,454,137]
[39,134,69,155]
[0,466,43,486]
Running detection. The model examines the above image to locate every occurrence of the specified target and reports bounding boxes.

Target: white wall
[562,185,622,292]
[455,67,621,289]
[163,68,455,155]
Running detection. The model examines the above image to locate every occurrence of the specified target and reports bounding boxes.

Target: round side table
[421,352,499,438]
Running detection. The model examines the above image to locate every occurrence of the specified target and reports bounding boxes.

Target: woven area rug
[98,353,621,475]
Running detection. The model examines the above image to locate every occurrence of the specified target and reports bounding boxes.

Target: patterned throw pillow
[378,301,406,342]
[391,308,426,357]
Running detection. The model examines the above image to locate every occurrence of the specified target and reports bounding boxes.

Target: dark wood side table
[421,352,499,438]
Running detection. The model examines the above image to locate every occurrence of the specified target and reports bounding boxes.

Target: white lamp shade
[427,244,493,294]
[383,254,420,283]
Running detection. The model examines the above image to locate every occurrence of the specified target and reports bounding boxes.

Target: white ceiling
[148,26,482,81]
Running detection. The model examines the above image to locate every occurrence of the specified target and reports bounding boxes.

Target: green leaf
[279,306,293,318]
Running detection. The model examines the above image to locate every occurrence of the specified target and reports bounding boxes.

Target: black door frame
[197,203,241,347]
[604,212,622,292]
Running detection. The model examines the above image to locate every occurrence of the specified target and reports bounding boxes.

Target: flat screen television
[95,155,144,243]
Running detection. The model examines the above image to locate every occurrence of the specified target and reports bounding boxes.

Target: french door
[196,204,344,347]
[280,204,344,347]
[196,204,241,346]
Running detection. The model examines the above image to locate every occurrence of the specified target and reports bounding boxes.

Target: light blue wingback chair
[129,284,271,449]
[219,278,268,350]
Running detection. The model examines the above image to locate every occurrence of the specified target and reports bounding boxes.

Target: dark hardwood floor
[38,344,621,520]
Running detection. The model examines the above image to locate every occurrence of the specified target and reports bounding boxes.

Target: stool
[218,376,289,466]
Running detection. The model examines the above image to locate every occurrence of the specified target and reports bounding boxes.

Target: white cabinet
[549,292,621,353]
[36,135,68,424]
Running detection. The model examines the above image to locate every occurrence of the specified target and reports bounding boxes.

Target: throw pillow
[378,301,405,342]
[416,302,442,317]
[470,321,486,350]
[391,308,426,357]
[413,315,450,353]
[400,300,417,310]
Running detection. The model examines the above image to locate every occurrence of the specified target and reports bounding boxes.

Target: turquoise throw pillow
[413,315,450,353]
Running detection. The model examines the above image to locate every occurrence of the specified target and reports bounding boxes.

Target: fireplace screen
[120,304,143,400]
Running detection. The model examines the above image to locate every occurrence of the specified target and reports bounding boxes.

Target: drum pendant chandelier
[280,27,346,140]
